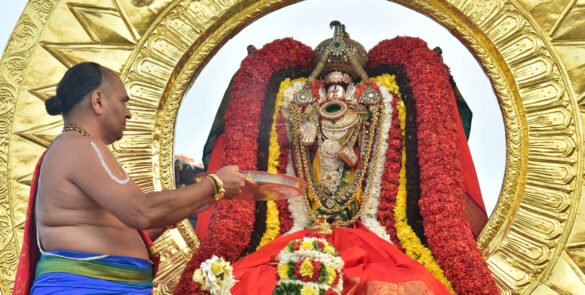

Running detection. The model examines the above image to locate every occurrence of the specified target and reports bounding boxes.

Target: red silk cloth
[231,222,450,295]
[451,81,489,236]
[195,133,225,239]
[12,152,157,295]
[13,152,46,295]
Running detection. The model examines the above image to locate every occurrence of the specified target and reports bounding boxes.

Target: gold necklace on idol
[290,103,384,226]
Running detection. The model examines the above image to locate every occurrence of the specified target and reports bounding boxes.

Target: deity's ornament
[312,20,368,82]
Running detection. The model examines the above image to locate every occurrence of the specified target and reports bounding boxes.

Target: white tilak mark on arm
[90,141,130,184]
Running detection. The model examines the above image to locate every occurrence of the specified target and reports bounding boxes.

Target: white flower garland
[281,81,314,234]
[192,256,237,295]
[286,152,312,234]
[360,82,395,242]
[278,249,345,269]
[281,81,306,122]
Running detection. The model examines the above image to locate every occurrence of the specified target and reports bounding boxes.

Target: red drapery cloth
[195,133,225,240]
[12,152,46,295]
[450,90,489,236]
[231,222,450,294]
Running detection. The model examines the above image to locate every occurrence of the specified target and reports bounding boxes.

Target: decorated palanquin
[173,22,498,295]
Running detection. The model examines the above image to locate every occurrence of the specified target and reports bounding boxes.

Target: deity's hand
[300,122,317,146]
[215,165,247,199]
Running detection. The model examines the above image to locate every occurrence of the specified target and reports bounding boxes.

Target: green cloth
[35,255,153,285]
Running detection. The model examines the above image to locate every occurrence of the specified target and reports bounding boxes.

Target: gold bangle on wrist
[207,173,225,201]
[207,174,219,194]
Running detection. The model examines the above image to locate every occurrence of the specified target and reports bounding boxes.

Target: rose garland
[274,238,344,295]
[174,38,313,295]
[367,37,499,294]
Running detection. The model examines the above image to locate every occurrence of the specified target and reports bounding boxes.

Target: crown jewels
[324,71,353,84]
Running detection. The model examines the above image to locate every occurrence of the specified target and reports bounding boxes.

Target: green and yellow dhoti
[30,250,153,294]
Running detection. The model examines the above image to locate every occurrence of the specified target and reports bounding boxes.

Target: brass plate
[199,171,308,201]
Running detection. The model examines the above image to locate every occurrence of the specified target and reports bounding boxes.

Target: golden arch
[1,0,584,293]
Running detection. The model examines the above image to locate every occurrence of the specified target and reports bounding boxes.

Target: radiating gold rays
[515,0,585,290]
[520,0,585,98]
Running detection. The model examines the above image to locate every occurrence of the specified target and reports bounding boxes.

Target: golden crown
[311,21,368,81]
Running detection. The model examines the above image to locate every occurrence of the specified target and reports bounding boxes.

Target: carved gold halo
[0,0,584,294]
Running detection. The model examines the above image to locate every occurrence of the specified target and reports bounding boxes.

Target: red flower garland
[368,37,499,294]
[174,38,312,295]
[310,80,325,100]
[276,111,294,234]
[376,96,403,248]
[294,259,322,282]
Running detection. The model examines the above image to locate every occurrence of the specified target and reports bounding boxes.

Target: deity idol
[174,21,498,294]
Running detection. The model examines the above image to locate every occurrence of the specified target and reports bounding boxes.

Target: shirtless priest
[13,62,248,295]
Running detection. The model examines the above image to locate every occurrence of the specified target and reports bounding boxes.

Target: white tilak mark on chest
[90,141,130,184]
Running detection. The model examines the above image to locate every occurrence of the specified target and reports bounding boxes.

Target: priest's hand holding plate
[201,169,306,201]
[214,165,247,199]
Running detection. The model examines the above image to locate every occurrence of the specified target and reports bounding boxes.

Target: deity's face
[326,84,346,101]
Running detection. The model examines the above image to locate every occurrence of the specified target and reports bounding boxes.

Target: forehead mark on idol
[90,142,130,185]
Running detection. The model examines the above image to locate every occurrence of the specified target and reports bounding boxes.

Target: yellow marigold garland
[372,74,400,95]
[257,200,279,249]
[373,74,454,293]
[257,77,307,249]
